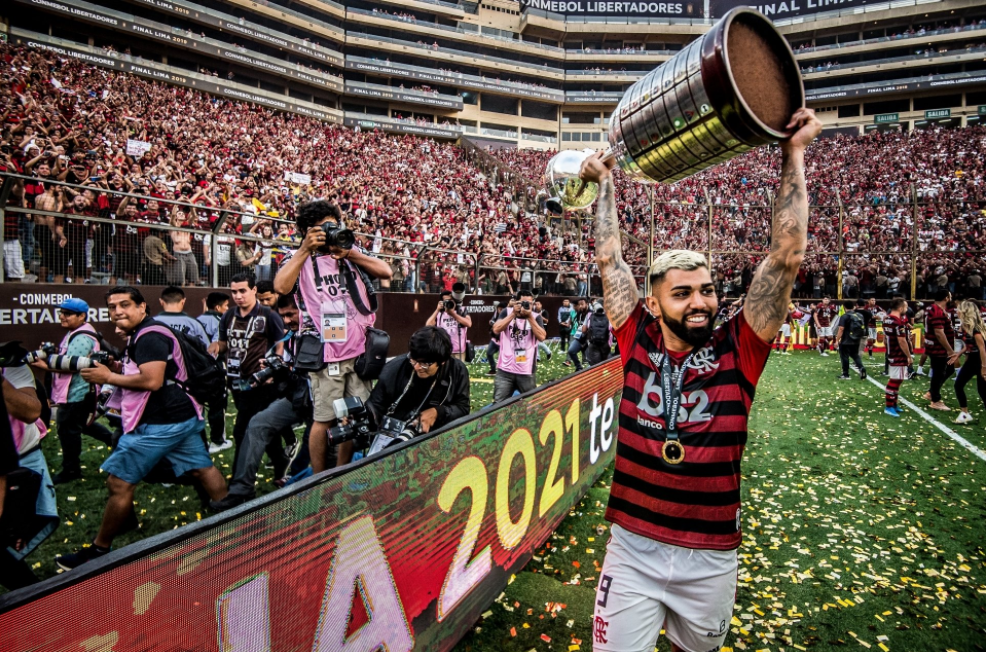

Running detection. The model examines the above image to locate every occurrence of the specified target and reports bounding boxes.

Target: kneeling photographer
[330,327,469,457]
[211,294,312,512]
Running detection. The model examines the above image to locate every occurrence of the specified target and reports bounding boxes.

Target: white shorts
[888,365,909,380]
[780,323,791,337]
[593,524,737,652]
[868,328,877,340]
[3,240,25,280]
[817,326,833,338]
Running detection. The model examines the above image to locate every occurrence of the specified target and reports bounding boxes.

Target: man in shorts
[882,298,912,417]
[580,107,821,652]
[55,286,228,569]
[813,295,837,356]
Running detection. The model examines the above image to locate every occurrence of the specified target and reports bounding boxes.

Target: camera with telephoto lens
[440,299,456,312]
[367,417,421,455]
[312,222,355,252]
[250,354,288,387]
[327,396,374,445]
[519,300,531,311]
[0,342,29,368]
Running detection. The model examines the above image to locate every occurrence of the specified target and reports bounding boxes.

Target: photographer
[583,301,613,366]
[210,294,311,512]
[1,349,58,590]
[426,285,472,362]
[197,292,231,452]
[274,200,392,472]
[565,298,590,370]
[492,291,546,402]
[483,300,505,377]
[28,298,114,484]
[57,287,228,570]
[557,299,575,353]
[366,327,469,440]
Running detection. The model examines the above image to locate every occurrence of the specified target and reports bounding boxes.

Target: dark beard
[662,310,714,347]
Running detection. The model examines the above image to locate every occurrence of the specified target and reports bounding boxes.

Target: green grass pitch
[9,347,986,652]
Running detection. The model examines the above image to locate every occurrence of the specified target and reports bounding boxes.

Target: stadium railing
[2,173,982,301]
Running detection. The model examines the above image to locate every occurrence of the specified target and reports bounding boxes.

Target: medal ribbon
[660,348,696,442]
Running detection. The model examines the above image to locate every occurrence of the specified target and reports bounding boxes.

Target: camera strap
[386,356,438,421]
[309,256,378,317]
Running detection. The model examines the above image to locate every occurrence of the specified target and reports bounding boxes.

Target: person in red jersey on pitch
[580,107,822,652]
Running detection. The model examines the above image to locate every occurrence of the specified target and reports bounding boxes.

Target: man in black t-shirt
[209,273,288,477]
[57,287,228,570]
[835,301,867,381]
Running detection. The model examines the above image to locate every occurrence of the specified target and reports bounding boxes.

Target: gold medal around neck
[661,439,685,465]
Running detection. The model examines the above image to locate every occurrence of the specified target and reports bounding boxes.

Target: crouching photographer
[328,327,469,457]
[210,294,312,512]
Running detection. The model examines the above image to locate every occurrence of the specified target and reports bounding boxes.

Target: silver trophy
[544,6,805,214]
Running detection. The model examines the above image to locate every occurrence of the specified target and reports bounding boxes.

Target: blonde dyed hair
[957,300,986,338]
[648,250,709,287]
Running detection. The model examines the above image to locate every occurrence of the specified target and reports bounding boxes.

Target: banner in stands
[345,83,464,110]
[346,60,563,102]
[519,0,702,17]
[343,116,462,140]
[0,359,624,652]
[709,0,898,20]
[807,73,986,101]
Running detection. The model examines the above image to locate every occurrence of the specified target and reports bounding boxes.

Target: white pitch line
[864,376,986,462]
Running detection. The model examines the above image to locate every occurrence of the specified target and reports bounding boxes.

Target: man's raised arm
[744,108,823,342]
[580,153,638,330]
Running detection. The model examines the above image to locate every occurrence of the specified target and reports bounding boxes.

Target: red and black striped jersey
[924,304,954,356]
[815,303,838,327]
[883,315,910,365]
[606,302,771,551]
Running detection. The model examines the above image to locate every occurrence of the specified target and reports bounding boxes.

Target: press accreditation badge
[321,302,347,343]
[515,348,528,364]
[327,363,341,377]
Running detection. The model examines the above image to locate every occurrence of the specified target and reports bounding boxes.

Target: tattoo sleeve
[744,150,808,340]
[594,177,639,329]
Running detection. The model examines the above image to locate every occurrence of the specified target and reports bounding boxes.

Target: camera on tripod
[311,222,355,253]
[249,354,289,387]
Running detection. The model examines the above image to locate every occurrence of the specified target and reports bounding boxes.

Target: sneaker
[56,543,111,571]
[916,368,926,376]
[562,361,572,367]
[209,493,251,513]
[209,439,233,454]
[837,375,851,380]
[884,407,900,418]
[859,368,867,380]
[923,392,932,401]
[928,401,950,411]
[781,351,791,356]
[485,370,497,376]
[953,411,974,425]
[821,352,830,357]
[52,469,82,485]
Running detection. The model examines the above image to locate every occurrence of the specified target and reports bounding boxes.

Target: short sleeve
[613,301,646,369]
[2,365,36,390]
[267,310,286,343]
[132,332,173,366]
[731,313,772,387]
[218,311,231,343]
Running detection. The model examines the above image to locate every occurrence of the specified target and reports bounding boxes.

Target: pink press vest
[296,253,376,363]
[108,324,203,433]
[497,308,537,376]
[51,322,101,405]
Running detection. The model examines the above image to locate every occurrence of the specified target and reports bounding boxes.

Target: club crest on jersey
[647,345,719,375]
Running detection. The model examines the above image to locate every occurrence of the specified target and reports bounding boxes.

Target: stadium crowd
[1,42,985,301]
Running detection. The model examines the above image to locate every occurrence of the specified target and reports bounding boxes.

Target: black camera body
[440,299,456,312]
[519,300,532,311]
[312,222,355,252]
[0,342,29,368]
[327,396,374,446]
[89,351,113,366]
[367,416,421,455]
[250,354,289,387]
[38,342,59,356]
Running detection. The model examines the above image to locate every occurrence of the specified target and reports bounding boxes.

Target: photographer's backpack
[589,313,610,346]
[132,323,227,407]
[847,312,867,341]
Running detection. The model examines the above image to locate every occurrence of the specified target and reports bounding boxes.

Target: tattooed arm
[580,153,639,330]
[744,109,823,343]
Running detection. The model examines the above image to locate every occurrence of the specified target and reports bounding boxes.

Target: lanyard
[386,356,438,419]
[660,347,696,444]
